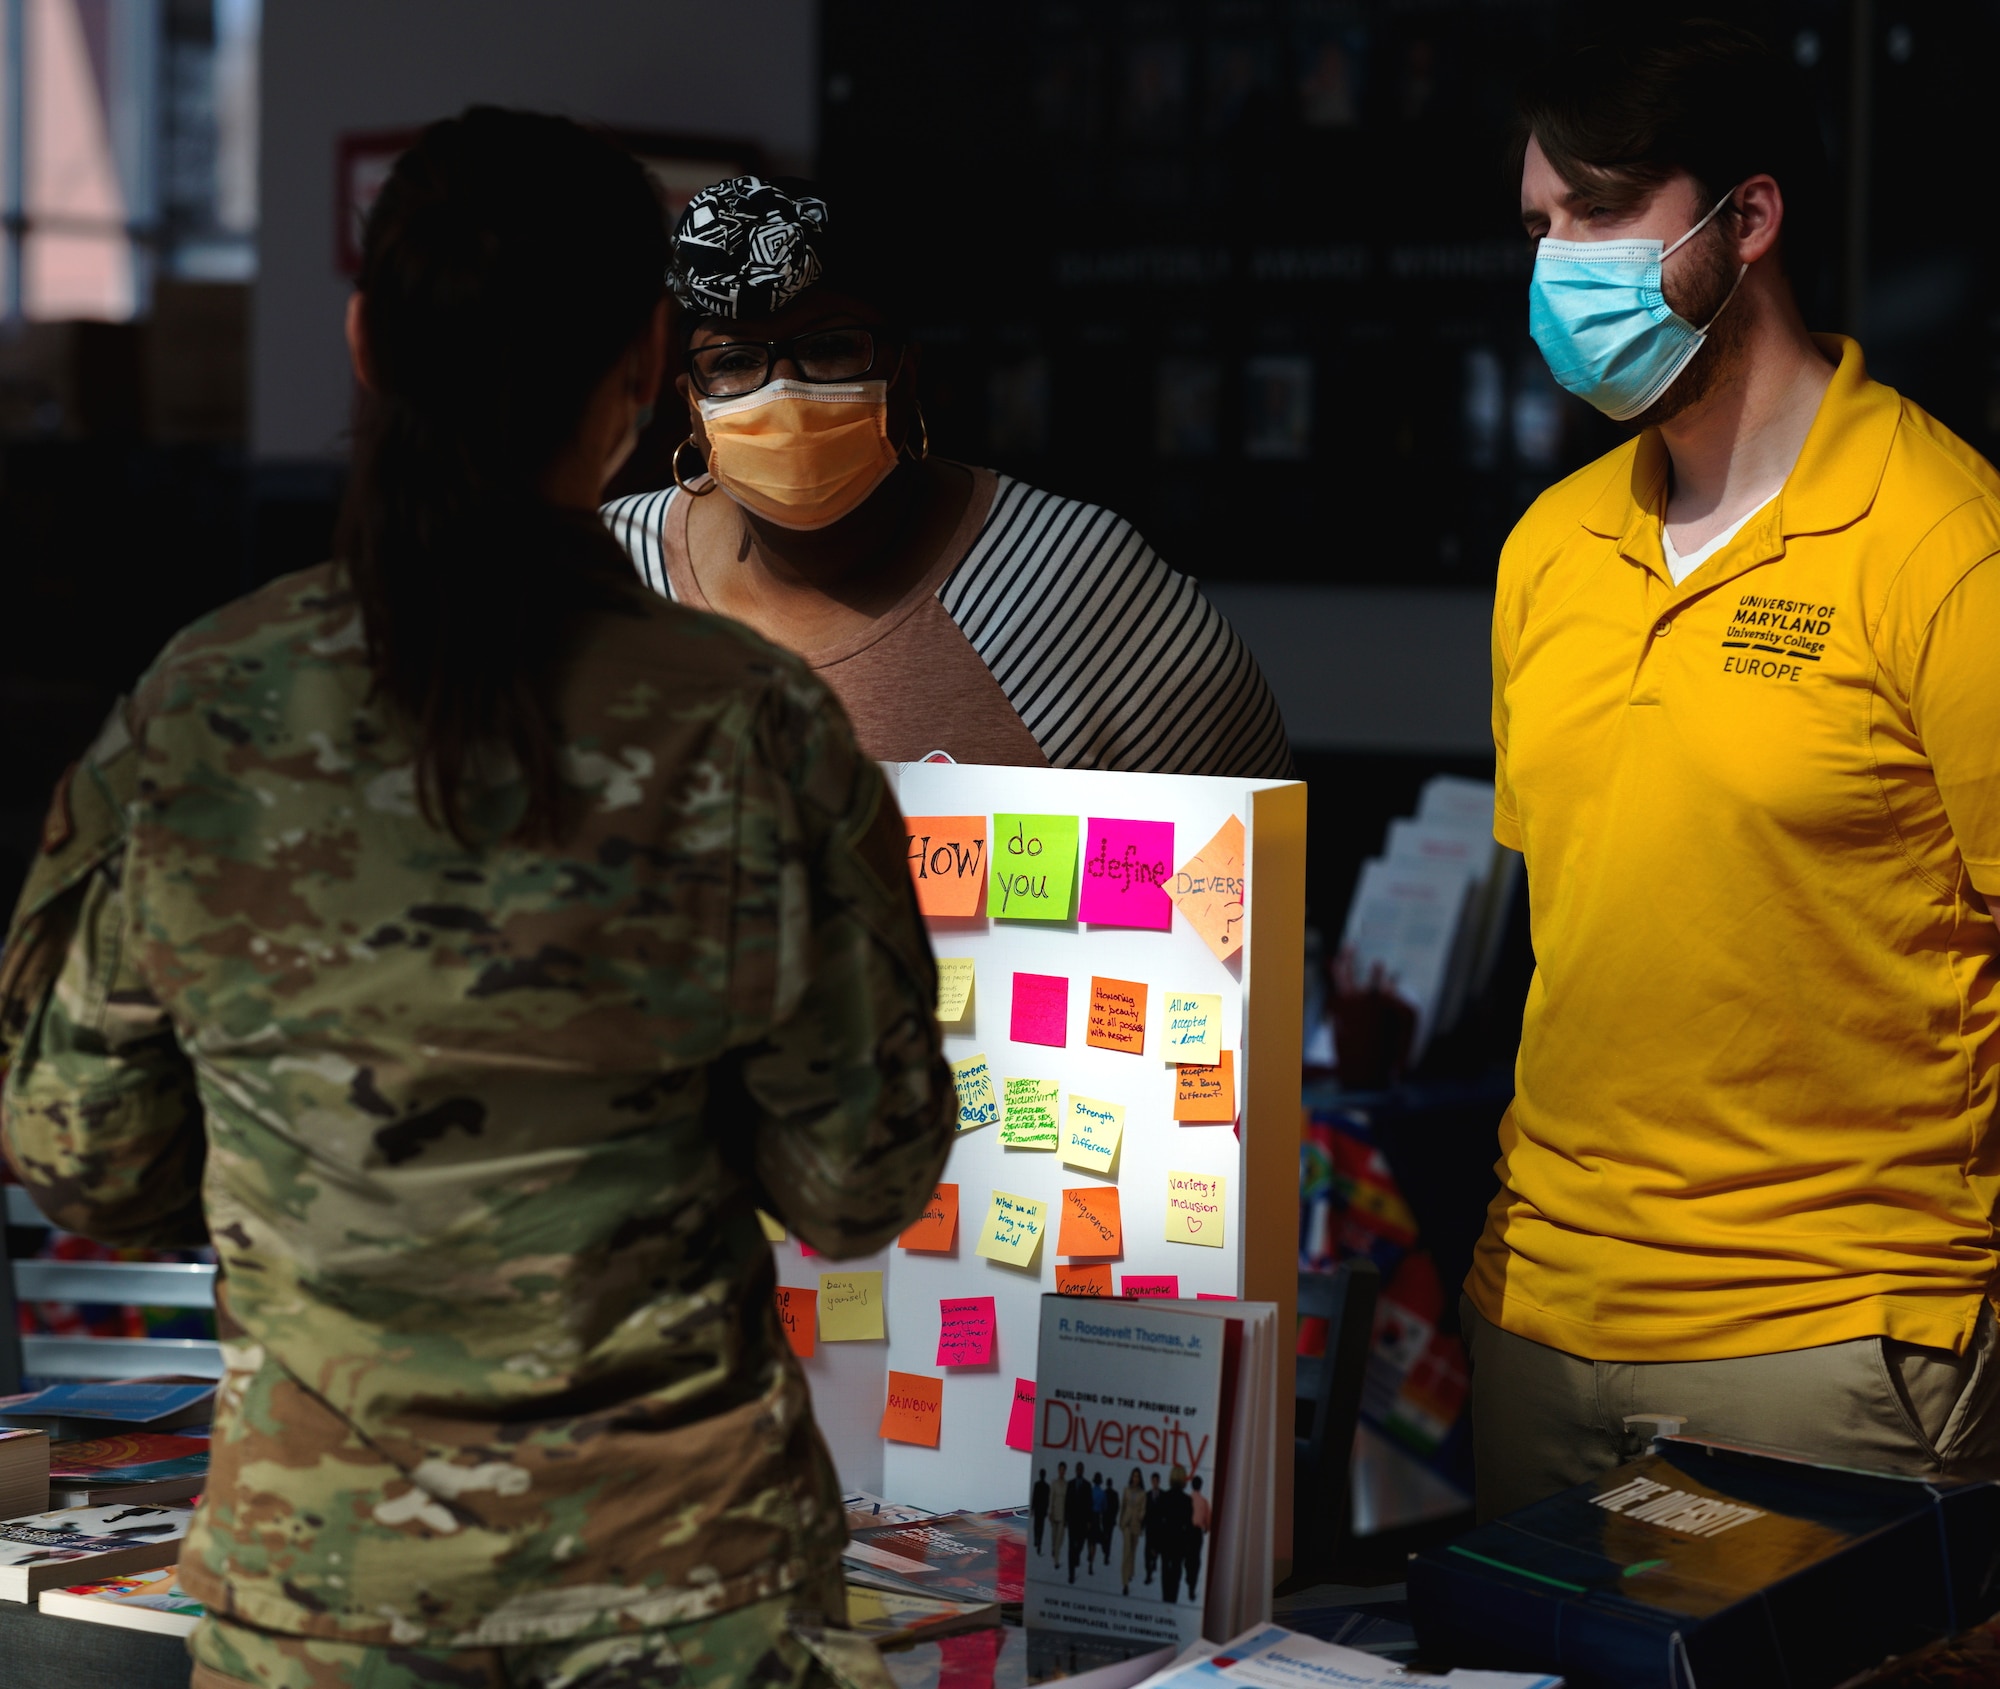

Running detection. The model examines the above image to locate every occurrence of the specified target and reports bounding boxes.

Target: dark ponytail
[338,107,668,844]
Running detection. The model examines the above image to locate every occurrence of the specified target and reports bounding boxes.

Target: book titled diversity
[1026,1294,1277,1650]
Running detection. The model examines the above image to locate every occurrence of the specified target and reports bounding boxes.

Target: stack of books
[0,1379,213,1634]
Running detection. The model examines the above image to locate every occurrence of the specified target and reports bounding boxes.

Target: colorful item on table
[904,816,987,916]
[775,1285,817,1357]
[1000,1077,1060,1149]
[936,957,976,1023]
[1174,1049,1237,1123]
[1056,1186,1123,1257]
[1078,817,1175,929]
[937,1296,997,1367]
[1004,1378,1037,1451]
[819,1271,886,1340]
[1165,1171,1227,1247]
[880,1371,944,1447]
[1121,1275,1180,1299]
[951,1053,999,1131]
[974,1190,1048,1268]
[1009,972,1069,1047]
[989,813,1079,921]
[899,1184,959,1252]
[1085,975,1148,1055]
[1172,814,1247,962]
[1059,1094,1124,1174]
[1056,1264,1114,1296]
[1162,990,1223,1065]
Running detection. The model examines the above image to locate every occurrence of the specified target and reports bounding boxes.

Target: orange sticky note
[1171,815,1246,962]
[905,816,987,916]
[880,1369,944,1447]
[1057,1186,1123,1257]
[1057,1263,1114,1297]
[900,1183,960,1252]
[1086,977,1148,1055]
[1174,1049,1237,1123]
[775,1285,816,1358]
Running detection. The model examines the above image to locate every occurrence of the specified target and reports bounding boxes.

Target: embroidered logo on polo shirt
[1719,592,1837,683]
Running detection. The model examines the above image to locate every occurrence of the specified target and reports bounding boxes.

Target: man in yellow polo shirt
[1467,18,2000,1518]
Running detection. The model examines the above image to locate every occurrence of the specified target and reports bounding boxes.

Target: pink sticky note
[1079,818,1175,930]
[1010,972,1069,1047]
[938,1295,997,1367]
[1005,1377,1036,1451]
[1122,1274,1180,1299]
[799,1242,818,1257]
[1196,1292,1237,1300]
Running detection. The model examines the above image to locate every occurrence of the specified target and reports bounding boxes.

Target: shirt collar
[1579,335,1898,549]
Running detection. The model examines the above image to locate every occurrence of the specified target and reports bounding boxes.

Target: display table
[0,1598,191,1689]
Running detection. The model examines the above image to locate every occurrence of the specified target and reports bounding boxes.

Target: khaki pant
[1463,1297,2000,1521]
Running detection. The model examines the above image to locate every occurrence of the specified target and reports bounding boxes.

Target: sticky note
[1057,1264,1114,1296]
[975,1189,1048,1268]
[936,958,975,1023]
[1000,1077,1060,1149]
[1005,1378,1036,1451]
[1122,1275,1180,1299]
[1010,972,1069,1047]
[1174,1050,1237,1123]
[905,816,987,916]
[775,1285,816,1356]
[757,1210,787,1243]
[881,1370,944,1447]
[1086,976,1148,1055]
[952,1053,999,1131]
[900,1183,959,1252]
[938,1295,997,1366]
[819,1271,886,1339]
[1162,991,1223,1065]
[1165,1171,1227,1248]
[990,813,1079,921]
[1172,815,1247,962]
[1060,1095,1125,1174]
[1196,1292,1237,1300]
[1079,817,1175,929]
[1057,1186,1123,1257]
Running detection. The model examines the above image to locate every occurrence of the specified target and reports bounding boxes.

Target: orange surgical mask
[697,378,899,530]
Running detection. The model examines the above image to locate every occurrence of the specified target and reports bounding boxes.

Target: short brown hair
[1517,18,1830,285]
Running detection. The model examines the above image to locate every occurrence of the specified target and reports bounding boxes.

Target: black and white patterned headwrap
[668,175,830,320]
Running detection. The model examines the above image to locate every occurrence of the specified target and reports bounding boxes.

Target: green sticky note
[989,814,1080,921]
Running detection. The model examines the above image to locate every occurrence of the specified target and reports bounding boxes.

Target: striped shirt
[603,469,1293,778]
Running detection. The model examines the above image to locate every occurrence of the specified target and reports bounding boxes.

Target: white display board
[770,763,1305,1524]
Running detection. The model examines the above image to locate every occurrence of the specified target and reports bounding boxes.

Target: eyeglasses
[689,326,900,398]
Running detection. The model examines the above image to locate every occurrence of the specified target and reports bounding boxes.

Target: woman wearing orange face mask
[605,176,1292,776]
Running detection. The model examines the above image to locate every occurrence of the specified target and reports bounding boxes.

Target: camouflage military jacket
[0,564,953,1647]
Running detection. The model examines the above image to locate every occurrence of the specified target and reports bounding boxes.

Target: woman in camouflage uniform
[0,109,951,1689]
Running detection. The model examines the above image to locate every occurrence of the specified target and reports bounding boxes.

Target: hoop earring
[671,436,715,495]
[904,404,930,463]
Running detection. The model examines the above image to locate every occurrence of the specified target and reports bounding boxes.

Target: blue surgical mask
[1528,192,1747,422]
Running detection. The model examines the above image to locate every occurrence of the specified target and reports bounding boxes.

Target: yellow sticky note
[952,1053,999,1131]
[975,1189,1048,1269]
[757,1210,787,1243]
[1162,991,1223,1065]
[1165,1171,1227,1248]
[1000,1077,1061,1149]
[1061,1095,1125,1174]
[936,958,975,1023]
[819,1271,886,1339]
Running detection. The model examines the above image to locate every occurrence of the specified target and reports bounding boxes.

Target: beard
[1624,223,1748,431]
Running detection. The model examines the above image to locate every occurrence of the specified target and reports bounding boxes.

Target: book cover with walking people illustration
[1026,1299,1225,1649]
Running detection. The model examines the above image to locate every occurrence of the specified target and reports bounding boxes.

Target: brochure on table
[769,762,1305,1520]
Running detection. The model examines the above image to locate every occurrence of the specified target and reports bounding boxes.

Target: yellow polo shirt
[1469,337,2000,1362]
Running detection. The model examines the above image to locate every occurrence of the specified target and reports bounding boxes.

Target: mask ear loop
[1663,186,1751,333]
